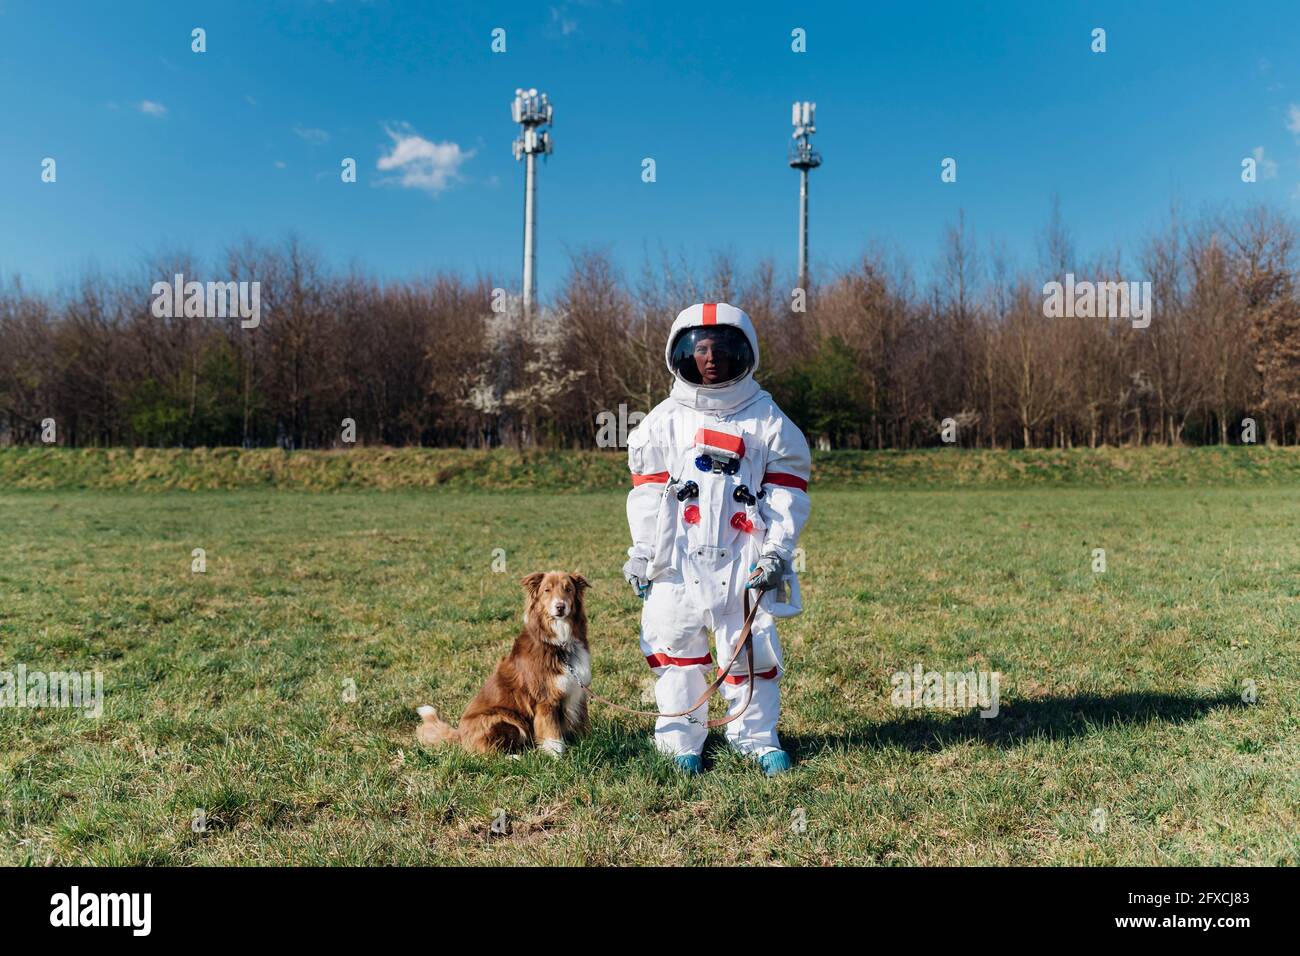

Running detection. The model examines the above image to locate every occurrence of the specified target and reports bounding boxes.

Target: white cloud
[293,125,330,144]
[376,123,474,195]
[137,100,167,118]
[550,5,578,35]
[1287,103,1300,138]
[1253,146,1278,180]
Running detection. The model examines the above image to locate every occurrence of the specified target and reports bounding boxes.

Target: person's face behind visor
[670,326,754,387]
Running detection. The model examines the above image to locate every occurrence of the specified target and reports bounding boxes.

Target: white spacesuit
[623,302,811,775]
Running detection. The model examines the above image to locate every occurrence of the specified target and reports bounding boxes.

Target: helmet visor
[669,325,754,387]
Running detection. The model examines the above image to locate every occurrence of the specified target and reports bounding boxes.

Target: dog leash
[569,588,763,729]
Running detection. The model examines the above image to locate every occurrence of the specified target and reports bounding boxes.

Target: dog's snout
[552,600,568,617]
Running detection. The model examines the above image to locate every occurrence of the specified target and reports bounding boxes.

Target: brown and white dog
[416,571,591,756]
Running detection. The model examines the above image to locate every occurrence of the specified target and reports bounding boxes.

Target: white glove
[747,553,785,591]
[623,555,650,599]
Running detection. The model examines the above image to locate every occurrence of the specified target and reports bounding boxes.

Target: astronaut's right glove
[747,553,785,591]
[623,555,650,599]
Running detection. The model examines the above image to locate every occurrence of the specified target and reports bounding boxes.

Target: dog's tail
[415,704,460,747]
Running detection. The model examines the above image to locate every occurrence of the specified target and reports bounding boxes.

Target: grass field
[1,477,1297,864]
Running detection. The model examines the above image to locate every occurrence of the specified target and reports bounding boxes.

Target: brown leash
[573,589,763,729]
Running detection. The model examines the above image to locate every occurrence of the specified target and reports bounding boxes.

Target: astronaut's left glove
[747,553,785,591]
[623,555,651,599]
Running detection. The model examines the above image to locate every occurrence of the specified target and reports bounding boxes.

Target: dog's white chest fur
[545,617,589,731]
[549,617,573,645]
[554,641,590,724]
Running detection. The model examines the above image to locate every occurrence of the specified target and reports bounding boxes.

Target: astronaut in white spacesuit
[623,302,811,776]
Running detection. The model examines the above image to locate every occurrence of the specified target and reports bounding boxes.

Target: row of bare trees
[2,204,1298,449]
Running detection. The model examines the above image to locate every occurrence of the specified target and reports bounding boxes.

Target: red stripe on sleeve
[762,471,808,491]
[631,471,670,487]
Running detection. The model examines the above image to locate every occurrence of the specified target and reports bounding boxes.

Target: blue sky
[2,0,1299,298]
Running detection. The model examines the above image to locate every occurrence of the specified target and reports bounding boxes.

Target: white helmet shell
[664,302,761,384]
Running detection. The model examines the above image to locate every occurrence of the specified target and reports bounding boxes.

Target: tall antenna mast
[512,88,553,317]
[789,101,821,293]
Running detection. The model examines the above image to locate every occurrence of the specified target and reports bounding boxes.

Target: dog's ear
[569,573,590,594]
[521,571,545,597]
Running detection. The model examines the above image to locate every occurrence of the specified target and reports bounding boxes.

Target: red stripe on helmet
[762,471,808,491]
[646,653,714,669]
[701,303,717,325]
[631,471,670,487]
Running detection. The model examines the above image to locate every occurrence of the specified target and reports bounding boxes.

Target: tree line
[2,202,1299,450]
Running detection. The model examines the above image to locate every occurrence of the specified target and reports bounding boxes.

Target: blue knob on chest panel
[695,453,740,475]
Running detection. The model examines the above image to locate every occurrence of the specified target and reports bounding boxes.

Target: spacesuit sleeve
[626,413,669,561]
[758,416,811,562]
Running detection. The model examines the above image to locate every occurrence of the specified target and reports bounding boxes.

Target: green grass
[7,444,1300,491]
[0,484,1297,865]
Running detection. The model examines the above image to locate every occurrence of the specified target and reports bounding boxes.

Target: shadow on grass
[784,690,1246,759]
[580,720,658,764]
[414,691,1245,772]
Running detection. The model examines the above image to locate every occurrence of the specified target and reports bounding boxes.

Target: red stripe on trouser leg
[761,471,808,491]
[701,303,717,325]
[721,667,779,684]
[631,471,670,486]
[646,653,714,668]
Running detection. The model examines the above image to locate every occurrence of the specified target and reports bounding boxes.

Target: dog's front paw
[539,739,565,757]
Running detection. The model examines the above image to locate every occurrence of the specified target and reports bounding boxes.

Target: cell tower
[511,88,553,316]
[789,101,822,292]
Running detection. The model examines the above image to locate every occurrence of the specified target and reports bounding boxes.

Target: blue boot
[674,754,703,775]
[758,750,793,777]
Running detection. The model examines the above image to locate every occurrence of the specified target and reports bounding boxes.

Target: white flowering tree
[461,296,584,448]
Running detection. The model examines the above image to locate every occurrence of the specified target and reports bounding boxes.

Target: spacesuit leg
[714,601,783,757]
[639,577,711,756]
